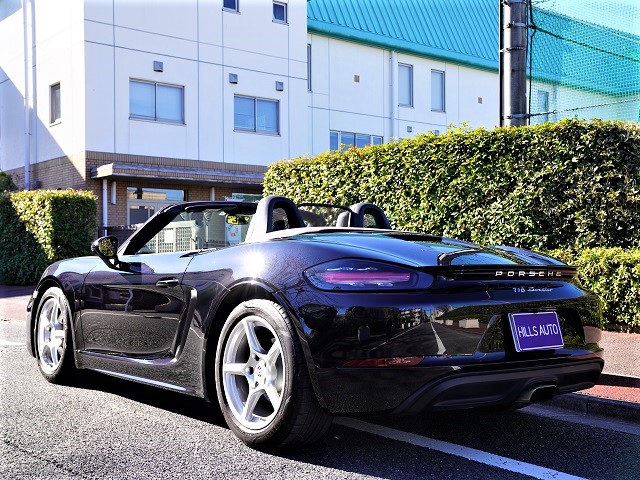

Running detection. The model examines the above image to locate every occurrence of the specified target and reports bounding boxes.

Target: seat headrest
[350,202,392,229]
[335,211,351,227]
[244,196,305,242]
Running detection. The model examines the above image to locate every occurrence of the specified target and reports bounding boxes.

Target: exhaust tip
[518,384,557,404]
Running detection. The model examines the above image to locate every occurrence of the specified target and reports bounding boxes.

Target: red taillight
[341,356,424,367]
[317,271,411,284]
[304,259,433,291]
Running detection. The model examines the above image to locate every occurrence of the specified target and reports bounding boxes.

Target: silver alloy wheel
[36,296,67,375]
[222,315,286,431]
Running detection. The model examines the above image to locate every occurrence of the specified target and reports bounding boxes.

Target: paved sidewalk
[586,327,640,378]
[2,283,638,422]
[0,285,33,321]
[546,374,640,423]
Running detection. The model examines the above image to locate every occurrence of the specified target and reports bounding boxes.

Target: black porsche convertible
[26,196,604,448]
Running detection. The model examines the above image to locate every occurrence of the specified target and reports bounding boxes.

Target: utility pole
[499,0,529,127]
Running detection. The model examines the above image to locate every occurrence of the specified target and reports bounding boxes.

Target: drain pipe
[390,50,398,140]
[22,0,32,190]
[102,179,108,236]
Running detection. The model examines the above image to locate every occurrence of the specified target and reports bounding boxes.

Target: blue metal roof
[307,0,498,71]
[307,0,640,97]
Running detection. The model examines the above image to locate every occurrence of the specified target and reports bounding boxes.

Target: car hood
[283,232,565,268]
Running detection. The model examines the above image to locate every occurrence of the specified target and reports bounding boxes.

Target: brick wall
[5,151,264,233]
[109,182,261,227]
[4,152,87,190]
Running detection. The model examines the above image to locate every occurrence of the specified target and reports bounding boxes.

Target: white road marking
[0,340,25,347]
[430,322,446,354]
[335,417,588,480]
[521,404,640,436]
[370,323,420,352]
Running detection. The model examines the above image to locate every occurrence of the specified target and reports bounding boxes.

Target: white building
[1,0,636,230]
[306,0,501,154]
[1,0,309,228]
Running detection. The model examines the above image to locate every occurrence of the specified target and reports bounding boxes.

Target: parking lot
[1,315,638,480]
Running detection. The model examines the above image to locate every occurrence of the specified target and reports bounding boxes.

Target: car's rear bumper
[312,354,604,414]
[393,356,603,413]
[284,283,604,414]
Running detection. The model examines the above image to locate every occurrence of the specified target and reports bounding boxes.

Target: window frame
[223,0,239,13]
[50,82,61,125]
[398,63,413,107]
[431,69,446,112]
[273,1,287,23]
[129,79,185,124]
[233,95,280,135]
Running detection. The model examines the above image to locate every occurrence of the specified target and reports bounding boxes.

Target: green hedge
[550,248,640,332]
[0,189,97,285]
[265,119,640,251]
[265,119,640,331]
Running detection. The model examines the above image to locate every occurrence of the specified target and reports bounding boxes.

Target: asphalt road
[1,317,638,480]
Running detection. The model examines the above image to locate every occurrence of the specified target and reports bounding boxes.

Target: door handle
[156,278,179,288]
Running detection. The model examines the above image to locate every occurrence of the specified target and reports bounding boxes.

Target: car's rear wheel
[215,299,331,448]
[35,287,74,383]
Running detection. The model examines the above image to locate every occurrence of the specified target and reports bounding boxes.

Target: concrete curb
[544,393,640,423]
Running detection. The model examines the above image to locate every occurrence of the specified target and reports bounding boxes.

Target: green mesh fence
[529,0,640,124]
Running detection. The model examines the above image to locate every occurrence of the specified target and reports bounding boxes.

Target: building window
[129,79,184,123]
[223,0,238,12]
[330,131,383,151]
[356,134,375,148]
[127,187,185,225]
[273,1,287,23]
[230,192,263,202]
[398,63,413,107]
[537,90,550,123]
[50,83,61,124]
[234,95,279,134]
[307,44,312,92]
[330,131,339,151]
[340,132,355,149]
[431,70,445,112]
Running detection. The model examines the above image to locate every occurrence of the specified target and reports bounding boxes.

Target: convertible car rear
[26,196,603,448]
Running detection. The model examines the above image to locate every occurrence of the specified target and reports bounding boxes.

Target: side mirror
[91,236,122,270]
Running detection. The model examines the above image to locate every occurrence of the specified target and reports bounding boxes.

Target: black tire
[215,299,332,449]
[34,287,75,383]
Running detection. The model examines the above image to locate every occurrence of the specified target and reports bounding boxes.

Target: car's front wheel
[215,299,331,448]
[34,286,74,383]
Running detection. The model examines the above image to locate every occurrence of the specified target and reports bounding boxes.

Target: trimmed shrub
[265,119,640,251]
[0,171,17,192]
[0,189,97,285]
[551,248,640,332]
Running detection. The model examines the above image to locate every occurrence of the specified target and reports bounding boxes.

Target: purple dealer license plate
[508,311,564,352]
